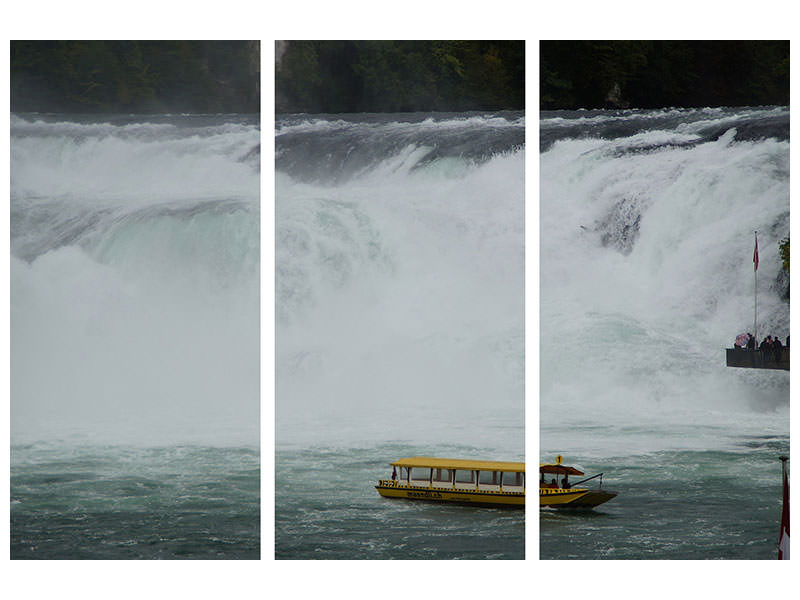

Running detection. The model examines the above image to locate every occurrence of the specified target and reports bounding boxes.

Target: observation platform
[726,348,789,371]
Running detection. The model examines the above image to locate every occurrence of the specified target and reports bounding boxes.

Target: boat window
[432,468,453,483]
[454,469,475,483]
[410,467,431,481]
[479,471,500,485]
[503,472,523,487]
[400,467,411,481]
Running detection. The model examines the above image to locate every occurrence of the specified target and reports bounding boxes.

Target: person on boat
[391,467,397,481]
[561,476,570,489]
[747,333,755,349]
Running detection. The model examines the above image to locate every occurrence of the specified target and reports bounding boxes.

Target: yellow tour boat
[375,456,525,508]
[540,455,617,509]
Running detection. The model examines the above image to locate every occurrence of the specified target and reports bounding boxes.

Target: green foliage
[540,41,789,109]
[11,41,259,113]
[275,41,524,113]
[780,237,789,274]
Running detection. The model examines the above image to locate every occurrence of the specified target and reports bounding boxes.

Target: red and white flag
[779,461,789,559]
[754,233,759,272]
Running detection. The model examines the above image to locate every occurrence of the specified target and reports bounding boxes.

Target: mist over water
[541,106,788,453]
[540,107,788,560]
[11,114,260,447]
[276,113,525,453]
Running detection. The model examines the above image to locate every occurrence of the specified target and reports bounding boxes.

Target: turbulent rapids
[10,114,261,559]
[540,106,789,457]
[276,112,525,451]
[539,106,789,560]
[275,112,525,559]
[10,114,260,446]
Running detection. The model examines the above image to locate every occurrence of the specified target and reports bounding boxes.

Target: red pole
[778,455,789,559]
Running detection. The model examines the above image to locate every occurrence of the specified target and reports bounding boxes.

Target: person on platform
[773,336,783,361]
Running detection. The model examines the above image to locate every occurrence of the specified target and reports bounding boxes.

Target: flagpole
[754,231,758,348]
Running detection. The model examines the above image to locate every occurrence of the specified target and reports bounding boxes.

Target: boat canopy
[390,456,525,472]
[539,463,584,476]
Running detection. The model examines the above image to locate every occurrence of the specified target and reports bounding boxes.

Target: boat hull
[539,487,617,509]
[376,481,524,508]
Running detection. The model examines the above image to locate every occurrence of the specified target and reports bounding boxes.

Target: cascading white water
[10,115,260,446]
[540,107,789,458]
[276,114,525,452]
